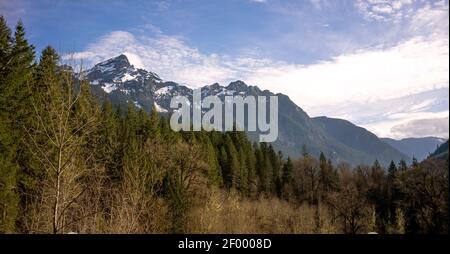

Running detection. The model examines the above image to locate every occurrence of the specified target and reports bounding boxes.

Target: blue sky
[1,0,449,139]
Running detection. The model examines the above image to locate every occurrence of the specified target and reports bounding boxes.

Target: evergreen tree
[254,143,266,192]
[387,160,400,229]
[372,159,381,170]
[246,142,257,196]
[11,20,36,193]
[398,159,408,171]
[10,20,35,93]
[98,100,121,180]
[302,144,309,157]
[149,105,161,139]
[411,157,419,168]
[388,160,397,177]
[74,79,100,163]
[124,101,139,142]
[369,159,390,233]
[35,46,59,92]
[327,158,339,191]
[238,147,248,194]
[204,137,222,187]
[319,152,333,194]
[0,16,12,74]
[0,19,35,233]
[268,145,281,194]
[219,146,229,187]
[0,15,17,233]
[282,157,294,186]
[223,134,239,188]
[263,151,273,194]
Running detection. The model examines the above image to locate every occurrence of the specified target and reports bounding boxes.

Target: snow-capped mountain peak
[85,54,161,95]
[84,54,267,117]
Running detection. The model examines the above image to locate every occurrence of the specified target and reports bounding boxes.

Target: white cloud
[390,117,449,138]
[372,5,393,14]
[363,111,449,139]
[245,36,449,108]
[375,111,448,137]
[123,52,144,69]
[309,87,449,139]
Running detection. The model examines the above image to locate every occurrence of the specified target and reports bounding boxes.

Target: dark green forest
[1,17,448,234]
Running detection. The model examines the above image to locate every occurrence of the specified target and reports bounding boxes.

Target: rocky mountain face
[84,54,410,166]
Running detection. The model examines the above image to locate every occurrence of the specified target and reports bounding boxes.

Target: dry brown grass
[186,189,339,234]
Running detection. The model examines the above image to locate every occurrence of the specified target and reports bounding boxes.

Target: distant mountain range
[381,137,447,161]
[82,54,444,166]
[312,117,411,166]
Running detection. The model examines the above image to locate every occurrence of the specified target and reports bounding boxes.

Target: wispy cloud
[356,0,414,22]
[356,0,449,26]
[155,0,171,11]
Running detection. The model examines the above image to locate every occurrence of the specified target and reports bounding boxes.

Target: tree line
[0,17,448,234]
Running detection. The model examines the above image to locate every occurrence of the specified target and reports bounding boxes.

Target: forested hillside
[429,140,449,160]
[0,17,448,234]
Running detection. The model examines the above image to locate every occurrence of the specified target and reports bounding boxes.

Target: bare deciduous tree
[25,67,98,234]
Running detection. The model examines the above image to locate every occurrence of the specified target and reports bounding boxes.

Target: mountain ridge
[312,116,411,165]
[83,54,412,166]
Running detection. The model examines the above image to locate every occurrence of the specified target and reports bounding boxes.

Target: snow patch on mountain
[154,102,168,113]
[91,62,116,74]
[102,83,117,93]
[134,101,142,109]
[217,88,235,96]
[121,88,131,95]
[121,73,135,82]
[155,86,173,96]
